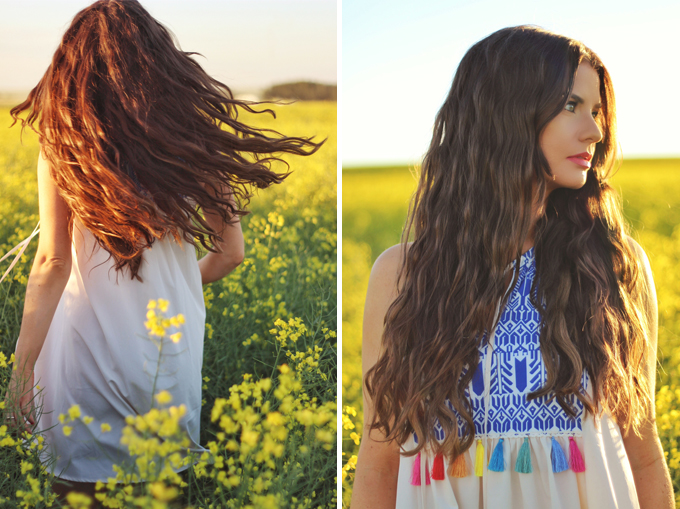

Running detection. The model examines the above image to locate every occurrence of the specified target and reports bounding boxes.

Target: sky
[344,0,680,165]
[0,0,337,93]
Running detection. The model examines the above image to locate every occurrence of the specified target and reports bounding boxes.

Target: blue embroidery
[425,248,588,442]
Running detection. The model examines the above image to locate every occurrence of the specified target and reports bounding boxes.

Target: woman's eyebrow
[570,93,602,109]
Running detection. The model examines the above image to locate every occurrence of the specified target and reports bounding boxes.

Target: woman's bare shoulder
[363,243,411,350]
[368,243,411,293]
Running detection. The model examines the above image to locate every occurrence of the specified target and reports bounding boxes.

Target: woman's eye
[565,102,576,112]
[592,110,600,119]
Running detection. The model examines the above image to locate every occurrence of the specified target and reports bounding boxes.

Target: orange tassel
[448,452,468,478]
[432,453,445,480]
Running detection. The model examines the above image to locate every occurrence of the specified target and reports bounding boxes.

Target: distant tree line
[262,82,336,101]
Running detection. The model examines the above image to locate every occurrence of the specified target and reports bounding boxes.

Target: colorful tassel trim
[569,436,586,472]
[448,452,468,478]
[431,453,446,480]
[474,439,484,476]
[488,438,505,472]
[515,437,533,473]
[410,452,431,485]
[551,437,569,473]
[409,435,582,483]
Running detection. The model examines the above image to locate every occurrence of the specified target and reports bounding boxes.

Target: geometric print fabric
[428,247,587,443]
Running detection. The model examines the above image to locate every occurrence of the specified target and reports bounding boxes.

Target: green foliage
[0,102,336,508]
[342,160,680,507]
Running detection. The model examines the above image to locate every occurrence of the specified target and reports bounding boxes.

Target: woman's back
[34,218,205,481]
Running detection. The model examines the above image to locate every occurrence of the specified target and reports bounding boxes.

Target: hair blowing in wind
[365,26,651,461]
[11,0,322,281]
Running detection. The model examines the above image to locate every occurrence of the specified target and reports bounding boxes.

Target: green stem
[150,337,164,411]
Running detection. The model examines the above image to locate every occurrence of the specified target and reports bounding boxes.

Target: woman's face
[539,61,603,194]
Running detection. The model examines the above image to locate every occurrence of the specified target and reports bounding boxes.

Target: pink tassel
[411,453,422,485]
[432,453,445,480]
[569,437,585,472]
[410,452,431,485]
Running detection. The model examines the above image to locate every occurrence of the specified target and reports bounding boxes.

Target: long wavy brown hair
[365,26,651,460]
[11,0,321,281]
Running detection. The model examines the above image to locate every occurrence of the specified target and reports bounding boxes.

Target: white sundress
[395,247,639,509]
[30,217,206,482]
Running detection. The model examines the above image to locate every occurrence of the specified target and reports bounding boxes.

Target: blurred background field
[0,102,336,508]
[342,160,680,507]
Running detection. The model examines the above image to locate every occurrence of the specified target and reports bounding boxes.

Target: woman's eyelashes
[565,100,600,118]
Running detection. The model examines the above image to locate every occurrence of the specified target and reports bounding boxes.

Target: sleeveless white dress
[395,247,639,509]
[32,218,206,482]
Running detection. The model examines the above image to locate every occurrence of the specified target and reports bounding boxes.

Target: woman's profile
[352,26,674,508]
[5,0,320,500]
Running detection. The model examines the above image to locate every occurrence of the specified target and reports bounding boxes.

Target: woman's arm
[622,237,674,509]
[8,150,72,430]
[351,245,405,509]
[197,183,245,285]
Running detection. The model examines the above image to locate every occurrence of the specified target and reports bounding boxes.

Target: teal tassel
[551,437,569,473]
[488,438,505,472]
[515,437,533,473]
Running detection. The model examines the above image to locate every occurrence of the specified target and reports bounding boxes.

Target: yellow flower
[101,423,112,433]
[62,426,72,436]
[68,404,81,420]
[83,416,93,425]
[157,298,169,313]
[65,492,93,508]
[169,332,182,343]
[147,300,157,310]
[155,391,173,405]
[149,482,178,501]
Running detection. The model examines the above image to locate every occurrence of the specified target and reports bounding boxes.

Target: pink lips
[567,152,592,168]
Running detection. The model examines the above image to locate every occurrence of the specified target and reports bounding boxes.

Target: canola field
[342,160,680,507]
[0,101,336,508]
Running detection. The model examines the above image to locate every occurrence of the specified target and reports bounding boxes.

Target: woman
[352,26,673,508]
[6,0,319,499]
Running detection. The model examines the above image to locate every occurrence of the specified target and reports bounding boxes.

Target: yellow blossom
[149,482,178,501]
[155,391,173,405]
[62,426,72,436]
[65,492,93,509]
[68,404,81,420]
[101,423,112,433]
[157,298,169,312]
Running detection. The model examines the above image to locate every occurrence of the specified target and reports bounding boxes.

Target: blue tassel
[551,437,569,473]
[515,437,533,473]
[488,438,505,472]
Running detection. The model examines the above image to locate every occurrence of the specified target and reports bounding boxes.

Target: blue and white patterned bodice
[430,247,589,443]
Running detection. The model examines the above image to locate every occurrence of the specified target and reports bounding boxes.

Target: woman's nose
[582,115,603,144]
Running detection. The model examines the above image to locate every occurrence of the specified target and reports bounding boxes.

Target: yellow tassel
[475,439,484,476]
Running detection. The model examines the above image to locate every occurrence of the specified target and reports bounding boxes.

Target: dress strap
[0,222,41,284]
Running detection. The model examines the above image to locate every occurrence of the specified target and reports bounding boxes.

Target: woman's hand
[4,366,36,435]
